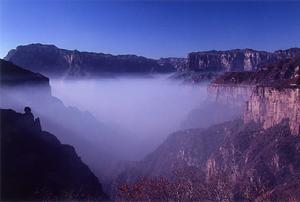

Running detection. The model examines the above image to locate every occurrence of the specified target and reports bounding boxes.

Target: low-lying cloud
[50,75,207,159]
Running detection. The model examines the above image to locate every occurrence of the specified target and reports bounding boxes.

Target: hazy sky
[1,1,300,59]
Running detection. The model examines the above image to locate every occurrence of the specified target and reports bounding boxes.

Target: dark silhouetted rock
[0,108,108,201]
[0,59,50,92]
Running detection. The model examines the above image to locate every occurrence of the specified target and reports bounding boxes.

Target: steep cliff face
[115,120,300,201]
[157,57,187,71]
[208,56,300,136]
[244,87,300,135]
[207,55,300,106]
[207,84,254,106]
[114,55,300,201]
[1,108,108,201]
[187,48,300,72]
[4,43,176,78]
[212,55,300,87]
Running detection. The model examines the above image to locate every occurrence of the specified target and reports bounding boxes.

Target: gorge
[113,55,300,201]
[1,45,300,201]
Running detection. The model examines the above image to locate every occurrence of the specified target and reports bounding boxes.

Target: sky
[0,1,300,59]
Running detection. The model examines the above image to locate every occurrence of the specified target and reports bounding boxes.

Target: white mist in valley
[50,75,207,159]
[1,74,241,179]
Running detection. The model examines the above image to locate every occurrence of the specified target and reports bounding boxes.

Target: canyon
[2,45,300,201]
[113,55,300,201]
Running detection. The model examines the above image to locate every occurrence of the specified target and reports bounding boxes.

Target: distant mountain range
[4,43,300,79]
[4,44,176,78]
[188,48,300,72]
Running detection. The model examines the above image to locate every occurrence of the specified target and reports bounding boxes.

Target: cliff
[187,48,300,72]
[4,43,176,78]
[115,120,300,201]
[168,48,300,83]
[209,56,300,135]
[212,55,300,87]
[157,57,187,71]
[113,55,300,201]
[207,84,254,106]
[244,87,300,135]
[208,55,300,104]
[0,108,108,201]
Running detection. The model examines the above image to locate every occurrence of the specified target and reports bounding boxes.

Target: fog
[50,74,208,158]
[1,74,241,182]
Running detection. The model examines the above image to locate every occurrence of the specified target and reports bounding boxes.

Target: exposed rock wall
[207,83,254,106]
[244,86,300,135]
[188,48,300,72]
[115,120,300,201]
[209,56,300,135]
[157,57,187,71]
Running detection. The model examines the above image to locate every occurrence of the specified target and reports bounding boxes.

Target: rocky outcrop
[207,84,254,106]
[212,55,300,87]
[168,48,300,83]
[0,108,108,201]
[115,119,300,201]
[207,55,300,105]
[208,56,300,136]
[0,59,51,93]
[244,87,300,135]
[157,57,187,71]
[4,43,176,78]
[188,48,300,72]
[170,71,220,83]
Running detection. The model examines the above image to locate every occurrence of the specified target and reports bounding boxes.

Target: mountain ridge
[4,43,176,78]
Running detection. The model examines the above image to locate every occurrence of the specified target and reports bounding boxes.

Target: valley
[1,45,300,201]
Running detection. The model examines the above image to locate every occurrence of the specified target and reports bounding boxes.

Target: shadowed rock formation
[0,108,108,201]
[4,43,176,78]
